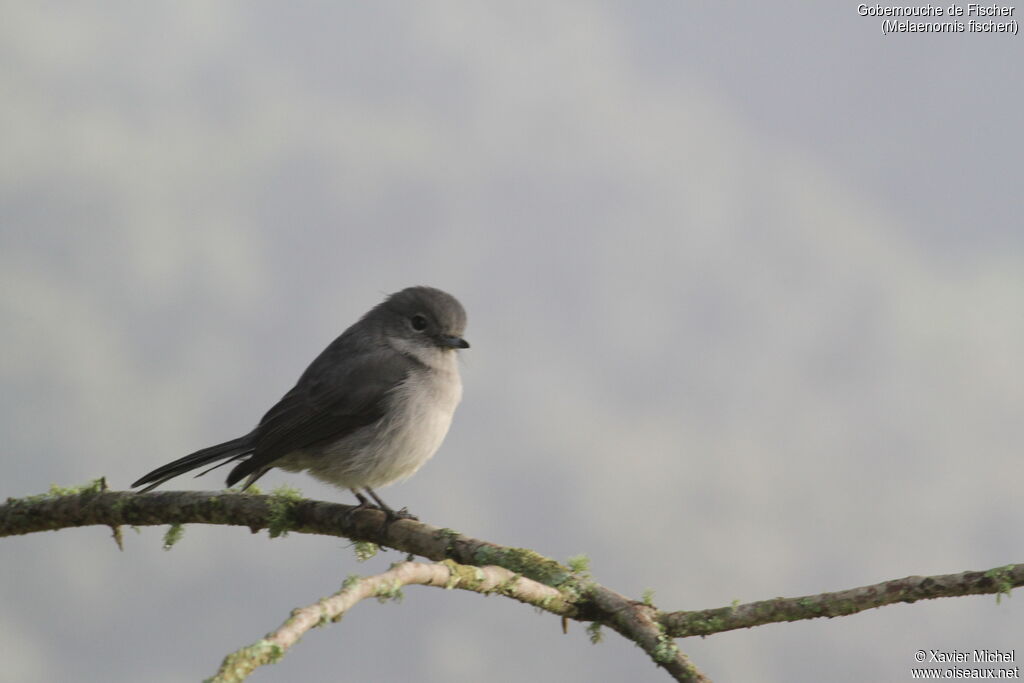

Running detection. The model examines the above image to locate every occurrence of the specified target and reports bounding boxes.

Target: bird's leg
[365,487,417,521]
[343,488,377,524]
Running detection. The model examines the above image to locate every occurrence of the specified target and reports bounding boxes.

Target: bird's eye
[410,314,428,331]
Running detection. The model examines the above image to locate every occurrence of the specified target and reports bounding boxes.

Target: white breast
[302,353,463,490]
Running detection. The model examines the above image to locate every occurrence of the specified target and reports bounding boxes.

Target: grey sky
[2,3,1021,681]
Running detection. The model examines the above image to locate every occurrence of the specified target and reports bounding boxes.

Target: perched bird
[132,286,469,516]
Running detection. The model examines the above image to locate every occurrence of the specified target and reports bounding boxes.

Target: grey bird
[132,286,469,516]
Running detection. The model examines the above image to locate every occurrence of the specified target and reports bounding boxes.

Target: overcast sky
[2,3,1022,682]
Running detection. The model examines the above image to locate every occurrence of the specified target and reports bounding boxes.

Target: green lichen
[796,597,823,616]
[440,559,488,591]
[566,554,591,576]
[586,622,604,644]
[642,588,656,607]
[32,478,108,501]
[436,559,575,615]
[473,545,571,587]
[12,478,109,507]
[49,478,107,497]
[352,541,379,562]
[266,485,303,538]
[14,491,48,506]
[436,527,461,553]
[205,639,284,683]
[374,579,404,603]
[985,564,1017,604]
[443,567,461,590]
[689,614,727,635]
[495,573,521,597]
[225,483,262,495]
[272,484,302,499]
[108,494,130,516]
[652,625,679,664]
[162,523,185,550]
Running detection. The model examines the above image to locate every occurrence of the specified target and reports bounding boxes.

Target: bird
[132,286,469,517]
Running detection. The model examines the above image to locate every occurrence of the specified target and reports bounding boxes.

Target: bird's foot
[385,506,418,522]
[363,488,418,522]
[343,494,380,525]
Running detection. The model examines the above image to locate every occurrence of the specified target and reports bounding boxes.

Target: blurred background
[2,3,1022,681]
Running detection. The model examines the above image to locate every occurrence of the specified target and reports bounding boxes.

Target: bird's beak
[439,335,470,349]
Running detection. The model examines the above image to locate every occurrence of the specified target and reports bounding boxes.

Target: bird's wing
[225,342,415,486]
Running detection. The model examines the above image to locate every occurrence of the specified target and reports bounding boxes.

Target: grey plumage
[132,286,469,511]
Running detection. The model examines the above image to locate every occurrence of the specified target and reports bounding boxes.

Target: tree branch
[208,560,573,682]
[4,484,1019,682]
[2,485,708,681]
[658,564,1024,637]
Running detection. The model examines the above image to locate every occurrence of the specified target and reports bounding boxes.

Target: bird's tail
[131,434,255,492]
